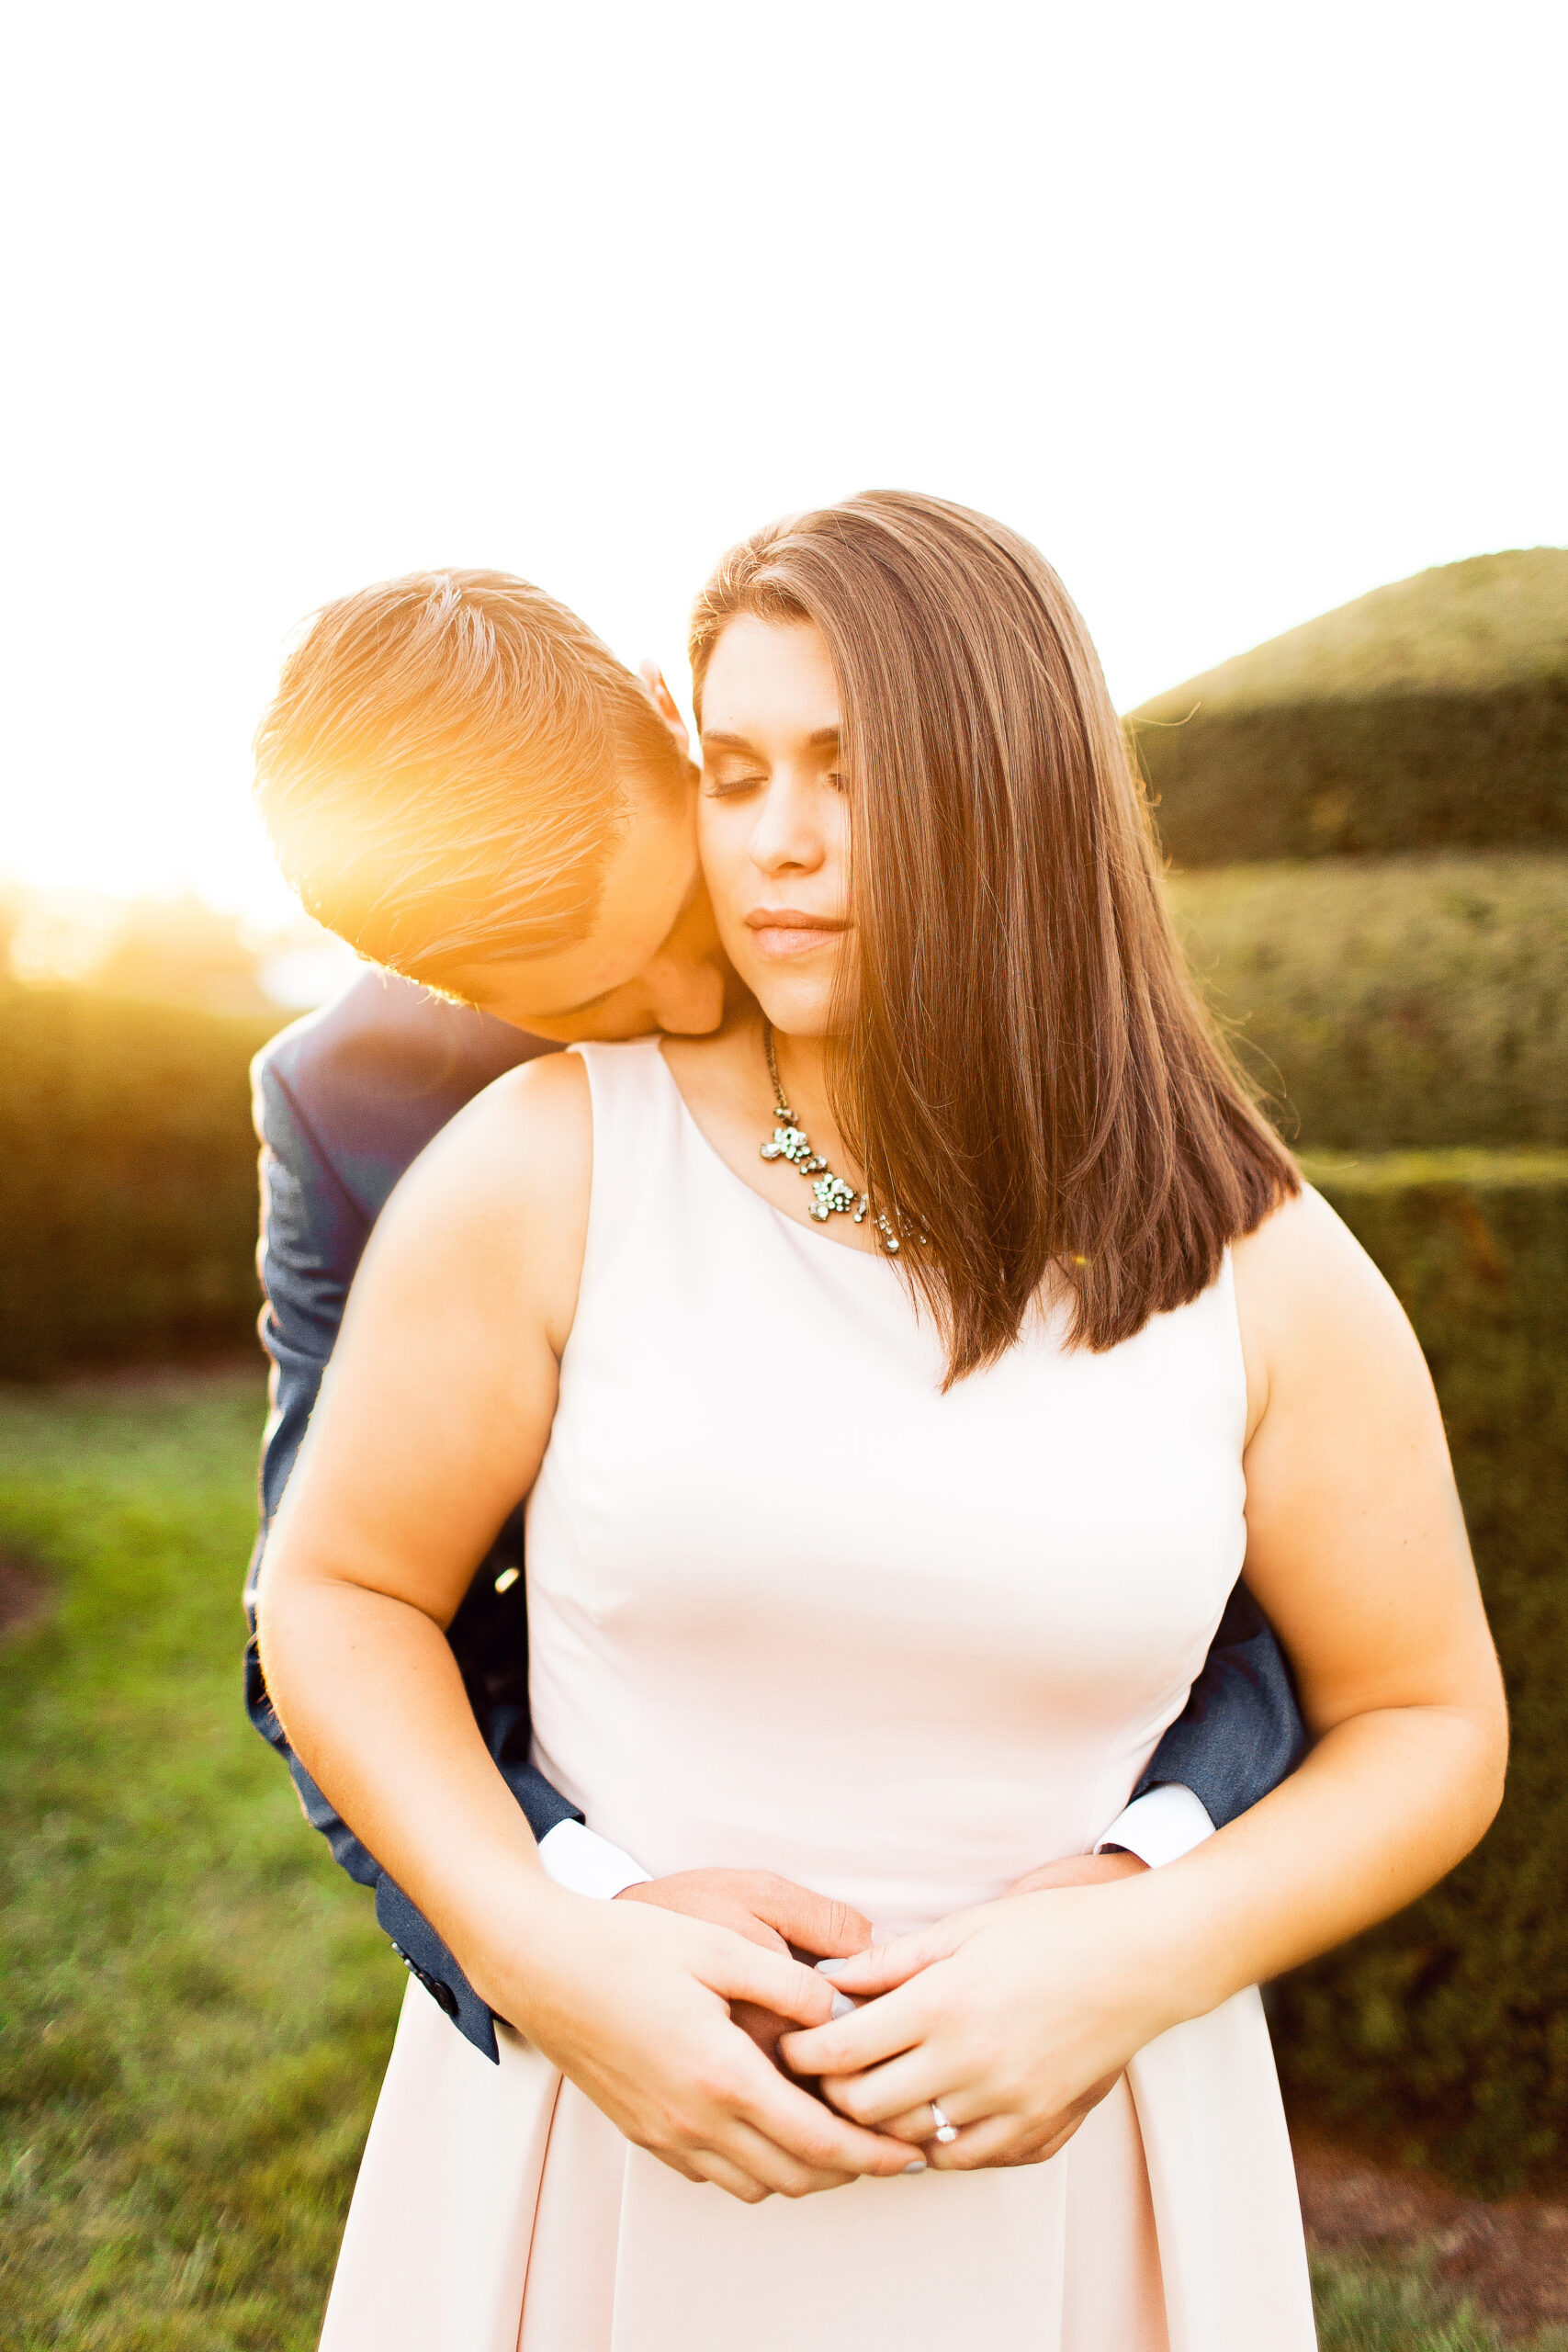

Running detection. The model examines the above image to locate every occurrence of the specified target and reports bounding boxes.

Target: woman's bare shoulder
[1232,1182,1391,1312]
[463,1047,592,1165]
[396,1046,590,1216]
[1231,1182,1425,1432]
[353,1049,592,1342]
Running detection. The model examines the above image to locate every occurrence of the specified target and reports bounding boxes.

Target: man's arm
[244,1044,379,1849]
[1096,1577,1307,1866]
[245,1001,637,2058]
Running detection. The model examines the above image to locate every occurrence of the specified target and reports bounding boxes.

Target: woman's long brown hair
[690,492,1300,1383]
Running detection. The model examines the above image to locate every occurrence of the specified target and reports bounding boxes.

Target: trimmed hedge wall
[1169,854,1568,1149]
[1134,684,1568,866]
[0,986,282,1378]
[1280,1152,1568,2194]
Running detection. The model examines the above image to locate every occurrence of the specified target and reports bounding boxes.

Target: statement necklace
[759,1022,906,1255]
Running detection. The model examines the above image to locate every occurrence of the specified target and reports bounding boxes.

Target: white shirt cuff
[1097,1782,1215,1870]
[535,1819,652,1900]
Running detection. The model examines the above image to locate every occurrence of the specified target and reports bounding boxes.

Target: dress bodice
[525,1039,1248,1935]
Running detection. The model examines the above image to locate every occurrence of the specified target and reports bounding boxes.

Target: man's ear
[638,660,692,764]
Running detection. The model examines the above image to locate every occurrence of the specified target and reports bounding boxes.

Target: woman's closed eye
[703,768,768,799]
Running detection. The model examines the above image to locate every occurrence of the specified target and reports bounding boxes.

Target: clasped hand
[492,1868,920,2206]
[579,1850,1156,2202]
[780,1850,1158,2173]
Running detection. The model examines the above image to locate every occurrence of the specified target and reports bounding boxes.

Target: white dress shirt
[1096,1782,1216,1869]
[536,1780,1215,1904]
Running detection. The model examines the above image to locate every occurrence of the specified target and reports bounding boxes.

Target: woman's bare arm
[1150,1183,1506,1981]
[257,1053,919,2201]
[784,1188,1507,2166]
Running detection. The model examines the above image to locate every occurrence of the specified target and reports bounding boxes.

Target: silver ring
[928,2100,960,2144]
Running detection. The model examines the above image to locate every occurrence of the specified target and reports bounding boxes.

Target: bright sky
[3,0,1564,923]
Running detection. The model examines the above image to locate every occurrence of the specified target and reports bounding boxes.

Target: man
[248,568,1303,2101]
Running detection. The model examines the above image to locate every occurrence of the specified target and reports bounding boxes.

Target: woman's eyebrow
[701,726,841,751]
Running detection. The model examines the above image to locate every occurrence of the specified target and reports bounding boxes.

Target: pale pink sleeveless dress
[320,1038,1315,2352]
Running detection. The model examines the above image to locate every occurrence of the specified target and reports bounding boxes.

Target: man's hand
[467,1881,920,2204]
[618,1868,872,2059]
[778,1871,1176,2173]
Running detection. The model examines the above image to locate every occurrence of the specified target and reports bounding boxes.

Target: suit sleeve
[243,1047,581,2064]
[1132,1579,1307,1828]
[249,1057,365,1560]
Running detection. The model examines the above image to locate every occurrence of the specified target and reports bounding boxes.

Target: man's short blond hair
[254,569,688,988]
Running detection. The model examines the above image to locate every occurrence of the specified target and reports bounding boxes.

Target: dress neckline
[649,1039,896,1271]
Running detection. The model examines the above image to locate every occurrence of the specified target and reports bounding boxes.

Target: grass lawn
[0,1368,400,2350]
[1314,2259,1567,2351]
[0,1366,1556,2350]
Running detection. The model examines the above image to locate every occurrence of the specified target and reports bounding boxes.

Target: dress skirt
[319,1973,1314,2352]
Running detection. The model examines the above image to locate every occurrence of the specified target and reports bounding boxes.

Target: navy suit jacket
[245,971,1305,2062]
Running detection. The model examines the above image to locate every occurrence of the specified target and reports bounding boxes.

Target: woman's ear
[638,659,692,763]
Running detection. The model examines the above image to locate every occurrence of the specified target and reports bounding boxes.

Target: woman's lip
[744,913,848,959]
[743,909,845,930]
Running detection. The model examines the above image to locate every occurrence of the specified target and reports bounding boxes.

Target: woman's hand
[618,1868,874,2061]
[472,1879,927,2203]
[779,1874,1171,2170]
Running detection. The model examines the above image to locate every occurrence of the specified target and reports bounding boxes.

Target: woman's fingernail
[829,1991,857,2019]
[816,1957,850,1978]
[902,2159,927,2174]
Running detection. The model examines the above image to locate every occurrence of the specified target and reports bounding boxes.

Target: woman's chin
[728,946,851,1044]
[748,979,841,1041]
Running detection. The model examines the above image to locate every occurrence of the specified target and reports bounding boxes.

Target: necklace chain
[759,1023,906,1255]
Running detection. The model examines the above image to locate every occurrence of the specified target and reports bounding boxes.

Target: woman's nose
[750,774,825,875]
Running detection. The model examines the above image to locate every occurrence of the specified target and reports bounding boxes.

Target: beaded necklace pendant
[758,1023,905,1255]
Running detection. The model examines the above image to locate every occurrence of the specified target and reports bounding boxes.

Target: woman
[260,492,1506,2351]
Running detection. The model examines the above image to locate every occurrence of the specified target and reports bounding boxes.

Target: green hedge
[1277,1151,1568,2195]
[0,986,283,1378]
[1170,854,1568,1150]
[1126,548,1568,866]
[1134,684,1568,865]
